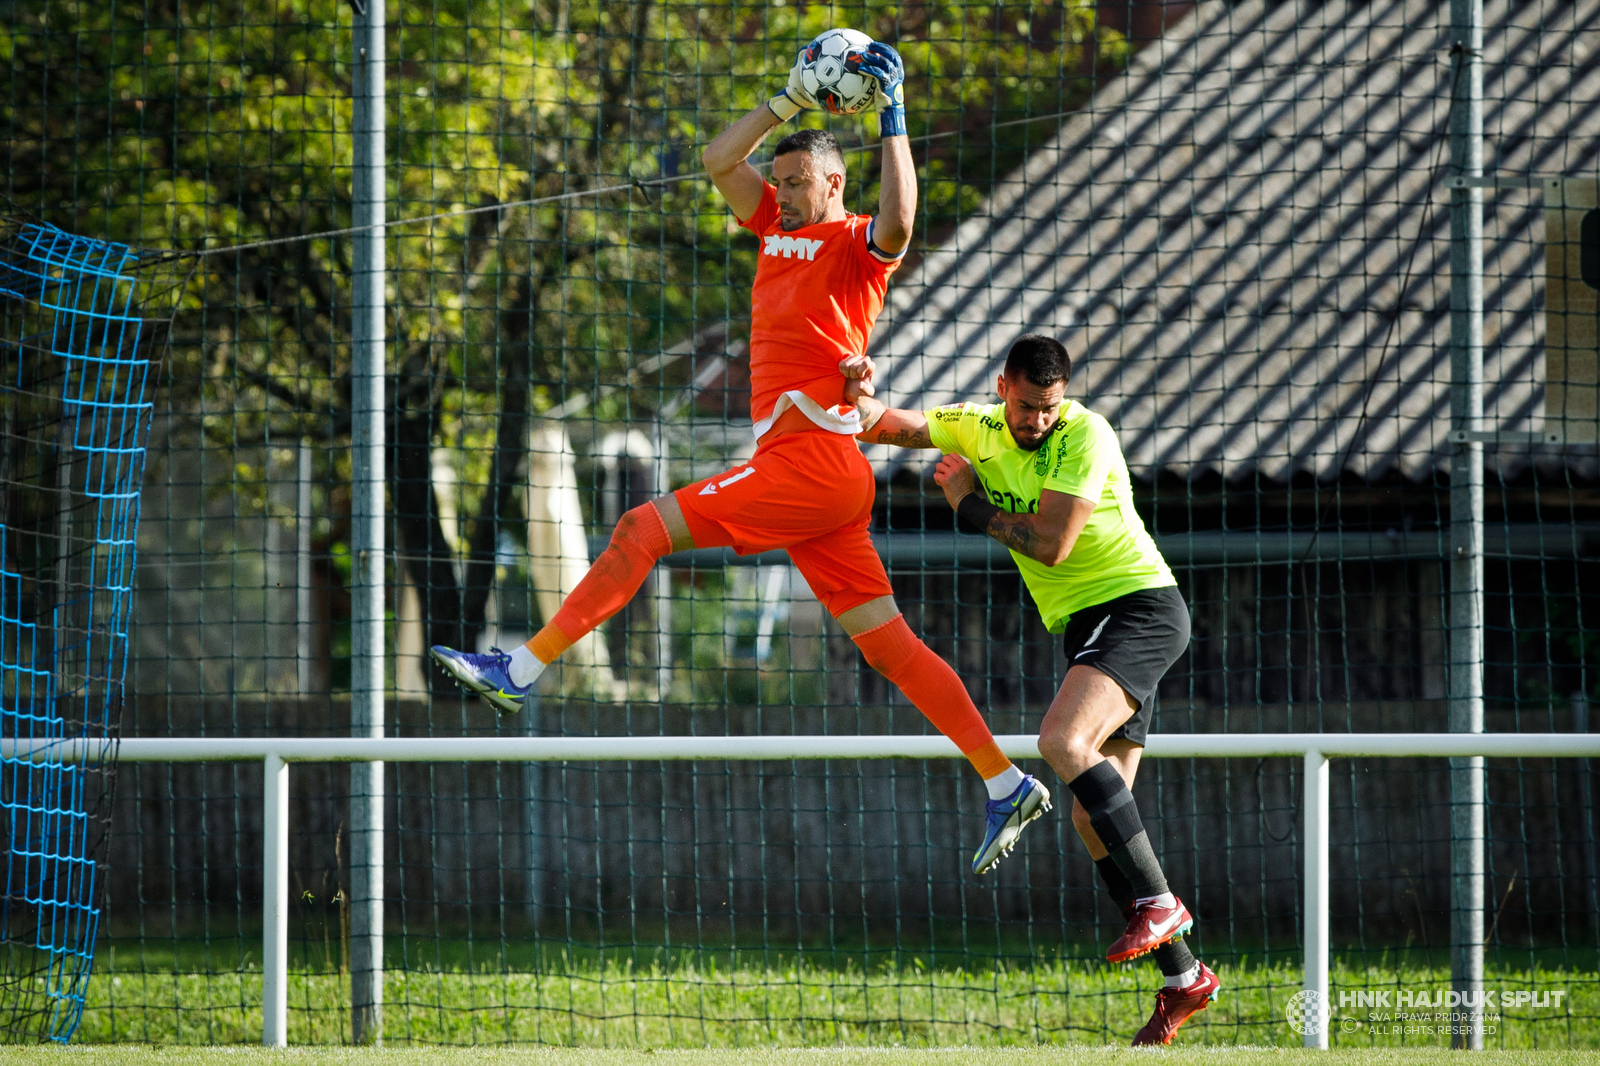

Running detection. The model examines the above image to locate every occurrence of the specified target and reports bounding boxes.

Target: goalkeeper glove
[768,49,818,122]
[856,41,906,138]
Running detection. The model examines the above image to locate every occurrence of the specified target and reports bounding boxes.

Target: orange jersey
[737,183,903,437]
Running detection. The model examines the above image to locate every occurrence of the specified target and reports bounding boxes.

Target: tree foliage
[1,0,1113,673]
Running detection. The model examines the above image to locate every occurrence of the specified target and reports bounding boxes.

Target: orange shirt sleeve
[737,183,780,234]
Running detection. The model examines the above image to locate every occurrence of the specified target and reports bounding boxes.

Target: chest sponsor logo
[763,235,825,261]
[977,476,1039,515]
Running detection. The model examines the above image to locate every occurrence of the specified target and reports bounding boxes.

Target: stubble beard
[780,205,820,231]
[1011,422,1058,453]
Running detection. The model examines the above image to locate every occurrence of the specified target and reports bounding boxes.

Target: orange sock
[524,503,672,663]
[963,740,1013,780]
[527,624,573,664]
[851,615,1012,779]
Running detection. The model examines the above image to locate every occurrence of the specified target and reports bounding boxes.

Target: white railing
[7,731,1600,1049]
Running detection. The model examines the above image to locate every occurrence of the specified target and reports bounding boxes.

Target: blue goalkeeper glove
[855,41,906,138]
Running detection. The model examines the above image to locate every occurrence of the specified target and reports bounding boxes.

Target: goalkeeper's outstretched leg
[429,497,681,714]
[431,451,1052,873]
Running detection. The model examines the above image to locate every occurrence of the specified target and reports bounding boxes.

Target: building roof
[865,0,1600,483]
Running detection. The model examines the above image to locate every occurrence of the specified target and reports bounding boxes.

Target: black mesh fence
[2,0,1598,1047]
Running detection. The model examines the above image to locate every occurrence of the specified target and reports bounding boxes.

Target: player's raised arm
[702,107,784,222]
[702,49,819,221]
[856,42,914,256]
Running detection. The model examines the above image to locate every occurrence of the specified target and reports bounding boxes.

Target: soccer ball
[799,28,877,116]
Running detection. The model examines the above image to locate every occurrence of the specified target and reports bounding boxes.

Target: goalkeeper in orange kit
[429,39,1052,874]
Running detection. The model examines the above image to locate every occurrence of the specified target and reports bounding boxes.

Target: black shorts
[1059,585,1190,747]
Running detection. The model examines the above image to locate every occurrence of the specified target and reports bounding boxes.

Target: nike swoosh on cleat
[1148,911,1187,938]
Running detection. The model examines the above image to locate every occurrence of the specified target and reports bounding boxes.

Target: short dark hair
[774,128,846,175]
[1003,334,1071,388]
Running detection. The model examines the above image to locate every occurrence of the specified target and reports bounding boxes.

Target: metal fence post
[654,421,672,698]
[1575,695,1600,950]
[296,440,314,694]
[262,753,289,1047]
[1303,749,1330,1050]
[1448,0,1486,1049]
[349,0,387,1044]
[523,688,543,928]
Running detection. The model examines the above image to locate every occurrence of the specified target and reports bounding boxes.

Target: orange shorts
[674,430,893,618]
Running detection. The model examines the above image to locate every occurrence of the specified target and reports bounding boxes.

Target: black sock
[1114,831,1170,899]
[1153,937,1197,979]
[1068,761,1170,899]
[1093,855,1134,913]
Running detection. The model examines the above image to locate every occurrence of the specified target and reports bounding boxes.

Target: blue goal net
[0,222,186,1042]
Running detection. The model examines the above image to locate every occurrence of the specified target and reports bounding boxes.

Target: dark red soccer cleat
[1107,895,1193,963]
[1132,962,1220,1046]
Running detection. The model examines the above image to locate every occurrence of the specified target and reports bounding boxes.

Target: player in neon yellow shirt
[849,334,1218,1046]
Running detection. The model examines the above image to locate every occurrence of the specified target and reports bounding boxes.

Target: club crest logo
[1286,990,1327,1036]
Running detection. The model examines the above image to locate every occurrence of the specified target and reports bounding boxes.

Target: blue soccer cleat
[429,645,530,716]
[971,774,1053,874]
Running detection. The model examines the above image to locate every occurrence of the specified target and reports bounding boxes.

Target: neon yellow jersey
[925,399,1175,633]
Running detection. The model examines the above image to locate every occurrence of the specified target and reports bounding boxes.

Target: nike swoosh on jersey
[1148,911,1187,938]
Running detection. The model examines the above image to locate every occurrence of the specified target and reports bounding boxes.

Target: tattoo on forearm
[878,427,932,448]
[956,489,1061,563]
[986,512,1043,559]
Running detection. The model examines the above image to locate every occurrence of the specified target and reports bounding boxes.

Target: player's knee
[613,504,653,538]
[1038,727,1096,778]
[849,616,917,680]
[856,643,919,684]
[1036,727,1073,768]
[856,642,906,680]
[610,504,671,560]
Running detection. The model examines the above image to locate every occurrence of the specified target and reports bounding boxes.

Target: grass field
[71,956,1599,1049]
[3,1049,1600,1065]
